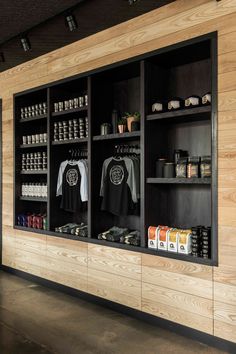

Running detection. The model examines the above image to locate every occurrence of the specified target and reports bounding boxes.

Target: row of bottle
[21,183,48,198]
[22,152,47,171]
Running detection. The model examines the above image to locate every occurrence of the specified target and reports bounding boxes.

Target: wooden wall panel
[0,0,236,344]
[142,255,213,299]
[142,283,213,334]
[87,268,141,310]
[88,244,141,280]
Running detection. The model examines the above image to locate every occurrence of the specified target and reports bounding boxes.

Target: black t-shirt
[61,163,82,212]
[101,158,134,216]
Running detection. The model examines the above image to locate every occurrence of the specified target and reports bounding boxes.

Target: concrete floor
[0,271,228,354]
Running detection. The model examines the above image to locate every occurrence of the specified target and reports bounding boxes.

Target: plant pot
[118,125,126,134]
[127,117,135,132]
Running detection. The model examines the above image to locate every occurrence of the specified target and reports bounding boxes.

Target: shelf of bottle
[93,131,140,141]
[52,138,88,145]
[19,114,47,123]
[147,178,211,184]
[20,170,47,174]
[19,196,47,202]
[19,142,47,149]
[51,106,88,117]
[146,105,211,122]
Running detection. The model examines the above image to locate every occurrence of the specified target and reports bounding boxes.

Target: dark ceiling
[0,0,175,73]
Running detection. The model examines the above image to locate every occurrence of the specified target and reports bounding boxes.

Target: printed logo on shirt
[110,165,124,185]
[66,168,78,186]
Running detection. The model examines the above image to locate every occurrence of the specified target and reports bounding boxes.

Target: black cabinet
[14,32,217,265]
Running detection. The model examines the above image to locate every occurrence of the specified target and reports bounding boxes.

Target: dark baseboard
[1,265,236,354]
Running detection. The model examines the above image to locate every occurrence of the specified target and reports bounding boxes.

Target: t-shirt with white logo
[100,157,139,216]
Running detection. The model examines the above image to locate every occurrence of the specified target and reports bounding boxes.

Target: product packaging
[148,226,158,249]
[167,228,178,252]
[178,229,192,254]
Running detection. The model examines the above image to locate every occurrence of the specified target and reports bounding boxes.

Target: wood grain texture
[88,244,141,280]
[214,265,236,286]
[142,282,213,318]
[88,268,141,310]
[214,282,236,306]
[214,320,236,343]
[142,299,213,334]
[142,266,212,300]
[46,236,87,267]
[219,71,236,93]
[142,254,212,281]
[214,301,236,326]
[218,52,236,75]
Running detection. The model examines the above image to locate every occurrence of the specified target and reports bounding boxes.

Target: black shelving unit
[14,32,217,265]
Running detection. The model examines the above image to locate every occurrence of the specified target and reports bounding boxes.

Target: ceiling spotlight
[128,0,139,4]
[0,53,5,62]
[20,36,31,52]
[65,14,78,32]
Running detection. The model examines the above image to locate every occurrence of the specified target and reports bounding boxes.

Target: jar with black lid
[176,157,188,178]
[187,156,199,178]
[200,156,211,178]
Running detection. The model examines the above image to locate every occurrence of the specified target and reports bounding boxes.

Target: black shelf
[93,131,140,141]
[19,114,47,123]
[147,178,211,184]
[20,142,47,149]
[14,33,217,267]
[51,107,88,117]
[52,138,88,145]
[19,196,47,202]
[20,170,47,175]
[146,106,211,122]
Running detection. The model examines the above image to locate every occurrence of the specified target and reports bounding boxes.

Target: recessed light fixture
[20,36,31,52]
[65,14,78,32]
[128,0,138,5]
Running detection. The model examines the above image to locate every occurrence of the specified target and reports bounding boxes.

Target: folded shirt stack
[98,226,129,242]
[55,222,88,237]
[98,226,140,246]
[120,230,140,246]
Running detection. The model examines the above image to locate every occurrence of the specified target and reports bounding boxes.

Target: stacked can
[191,226,202,257]
[21,183,47,198]
[191,226,211,258]
[201,227,211,259]
[22,133,47,145]
[21,152,47,171]
[53,94,88,113]
[54,118,88,141]
[20,102,47,120]
[85,117,89,137]
[17,213,47,230]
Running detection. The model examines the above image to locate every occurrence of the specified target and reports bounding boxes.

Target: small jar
[176,157,188,178]
[187,156,199,178]
[200,156,211,178]
[163,162,175,178]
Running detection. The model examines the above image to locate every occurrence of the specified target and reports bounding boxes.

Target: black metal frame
[1,265,235,353]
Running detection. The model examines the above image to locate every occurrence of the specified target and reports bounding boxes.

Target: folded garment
[55,223,86,235]
[98,226,129,242]
[120,230,140,246]
[55,223,78,233]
